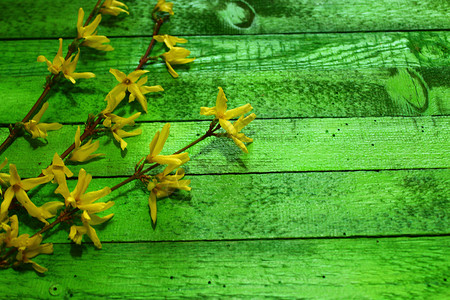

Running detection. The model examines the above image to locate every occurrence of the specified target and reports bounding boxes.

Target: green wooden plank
[3,32,449,77]
[0,32,449,124]
[12,169,449,243]
[1,237,449,298]
[0,117,448,178]
[1,0,449,38]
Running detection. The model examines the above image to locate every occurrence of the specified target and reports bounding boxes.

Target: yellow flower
[147,163,191,225]
[129,76,164,113]
[154,34,187,48]
[69,126,105,162]
[42,153,73,199]
[23,102,63,139]
[100,0,129,16]
[146,123,188,166]
[77,8,113,51]
[65,169,113,249]
[103,112,142,150]
[0,164,62,224]
[37,38,64,75]
[64,169,112,212]
[161,47,195,78]
[61,49,95,84]
[153,0,174,15]
[200,87,253,135]
[69,210,113,249]
[107,69,163,113]
[10,233,53,273]
[37,39,95,84]
[228,113,256,153]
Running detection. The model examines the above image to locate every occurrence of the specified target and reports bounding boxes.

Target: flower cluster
[201,87,256,152]
[37,38,96,84]
[0,0,258,275]
[23,102,62,139]
[103,69,164,114]
[65,169,113,249]
[1,215,53,273]
[144,123,190,225]
[154,34,195,78]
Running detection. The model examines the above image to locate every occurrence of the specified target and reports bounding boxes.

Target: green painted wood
[3,32,449,77]
[0,117,448,178]
[13,169,448,243]
[1,0,449,38]
[0,32,449,124]
[1,237,449,298]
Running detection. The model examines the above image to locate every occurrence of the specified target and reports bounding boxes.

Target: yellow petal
[69,139,105,162]
[127,70,149,83]
[0,187,15,217]
[77,8,85,38]
[40,201,64,217]
[83,14,102,37]
[74,126,81,148]
[15,189,48,224]
[84,222,102,249]
[71,72,96,80]
[165,61,178,78]
[78,201,114,214]
[21,174,53,190]
[109,68,126,82]
[148,192,157,224]
[8,164,21,186]
[88,213,114,225]
[32,102,49,123]
[140,85,164,95]
[153,123,170,156]
[231,135,249,153]
[215,87,227,115]
[71,169,90,200]
[128,83,148,112]
[79,187,111,205]
[219,119,237,135]
[30,260,48,273]
[152,155,182,166]
[233,113,256,132]
[224,103,253,120]
[199,106,217,116]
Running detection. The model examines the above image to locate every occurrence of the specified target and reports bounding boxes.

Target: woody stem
[84,0,104,26]
[136,18,165,70]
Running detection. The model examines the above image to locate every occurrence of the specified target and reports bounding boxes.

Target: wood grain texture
[13,169,449,244]
[1,1,449,297]
[1,31,448,124]
[1,237,449,299]
[1,0,449,38]
[0,116,448,178]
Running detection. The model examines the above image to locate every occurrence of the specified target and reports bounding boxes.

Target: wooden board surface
[12,169,448,244]
[1,117,449,178]
[0,0,449,298]
[1,237,449,299]
[1,31,449,124]
[1,0,450,38]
